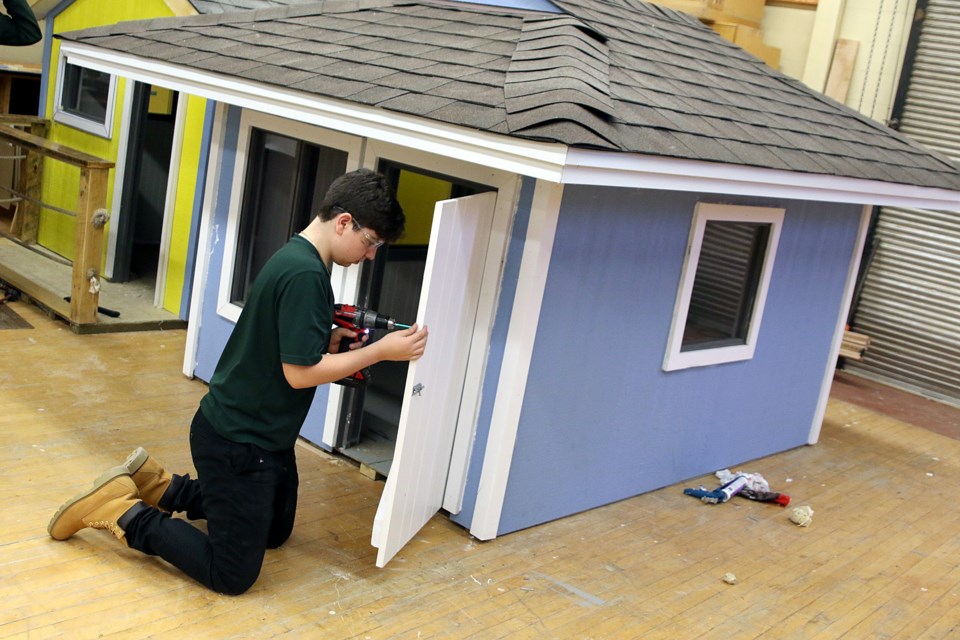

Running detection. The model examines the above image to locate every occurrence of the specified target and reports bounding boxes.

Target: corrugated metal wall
[848,0,960,402]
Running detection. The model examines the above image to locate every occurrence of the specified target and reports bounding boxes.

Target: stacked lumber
[840,329,871,361]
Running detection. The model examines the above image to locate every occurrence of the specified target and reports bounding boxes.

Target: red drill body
[332,304,411,387]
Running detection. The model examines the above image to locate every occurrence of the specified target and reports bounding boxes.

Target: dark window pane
[231,128,348,304]
[681,220,770,351]
[61,63,110,123]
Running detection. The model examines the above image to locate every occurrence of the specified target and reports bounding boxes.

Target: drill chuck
[354,307,409,331]
[334,304,411,332]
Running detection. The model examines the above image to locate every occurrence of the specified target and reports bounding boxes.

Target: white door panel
[371,191,497,567]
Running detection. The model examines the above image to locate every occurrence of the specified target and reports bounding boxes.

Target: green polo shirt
[201,236,333,451]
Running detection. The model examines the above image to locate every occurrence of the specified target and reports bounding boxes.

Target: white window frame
[217,110,363,323]
[53,56,117,138]
[663,202,784,371]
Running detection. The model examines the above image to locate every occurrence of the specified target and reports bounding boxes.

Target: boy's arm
[283,324,428,389]
[0,0,42,47]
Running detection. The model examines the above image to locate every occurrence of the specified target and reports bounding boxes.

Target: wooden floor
[2,299,959,640]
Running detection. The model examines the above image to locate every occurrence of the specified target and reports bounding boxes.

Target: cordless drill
[333,304,412,387]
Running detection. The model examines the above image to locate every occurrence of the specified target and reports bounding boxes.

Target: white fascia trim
[564,149,960,212]
[58,42,569,182]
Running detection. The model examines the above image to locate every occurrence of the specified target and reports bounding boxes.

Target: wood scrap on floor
[840,328,871,361]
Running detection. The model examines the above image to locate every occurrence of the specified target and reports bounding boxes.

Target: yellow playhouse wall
[395,171,451,245]
[41,0,201,315]
[163,95,206,314]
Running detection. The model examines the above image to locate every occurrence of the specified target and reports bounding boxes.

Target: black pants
[124,408,298,595]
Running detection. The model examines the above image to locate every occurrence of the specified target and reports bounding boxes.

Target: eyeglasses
[333,205,385,249]
[351,220,385,249]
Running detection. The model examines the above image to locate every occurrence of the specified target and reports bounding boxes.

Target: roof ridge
[506,13,617,148]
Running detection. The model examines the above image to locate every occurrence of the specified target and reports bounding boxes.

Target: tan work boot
[48,468,140,543]
[94,447,173,511]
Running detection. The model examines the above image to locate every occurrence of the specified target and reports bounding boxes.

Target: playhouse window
[663,203,784,371]
[230,128,348,304]
[54,60,116,138]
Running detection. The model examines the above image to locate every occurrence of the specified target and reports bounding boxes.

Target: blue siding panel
[450,176,538,528]
[496,186,861,535]
[193,105,242,383]
[192,106,330,445]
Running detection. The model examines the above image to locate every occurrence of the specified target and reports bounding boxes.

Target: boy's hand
[376,324,428,361]
[329,326,367,353]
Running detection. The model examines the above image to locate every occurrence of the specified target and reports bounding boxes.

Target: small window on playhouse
[54,59,116,138]
[663,203,784,371]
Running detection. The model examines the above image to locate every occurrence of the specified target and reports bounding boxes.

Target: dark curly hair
[319,169,405,243]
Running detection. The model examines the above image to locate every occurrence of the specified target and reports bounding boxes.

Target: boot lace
[89,520,124,538]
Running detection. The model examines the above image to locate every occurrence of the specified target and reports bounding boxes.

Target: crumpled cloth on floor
[716,468,770,493]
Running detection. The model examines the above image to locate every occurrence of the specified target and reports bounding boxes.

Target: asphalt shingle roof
[58,0,960,190]
[188,0,321,13]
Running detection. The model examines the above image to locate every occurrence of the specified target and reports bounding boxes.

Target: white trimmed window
[54,58,116,138]
[663,202,784,371]
[217,111,362,322]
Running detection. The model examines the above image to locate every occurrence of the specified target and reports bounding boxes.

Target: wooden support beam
[0,115,48,126]
[0,123,112,169]
[0,77,10,114]
[70,166,108,325]
[8,121,47,243]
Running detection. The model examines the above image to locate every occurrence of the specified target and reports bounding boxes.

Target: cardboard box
[711,21,781,69]
[650,0,766,28]
[717,0,766,27]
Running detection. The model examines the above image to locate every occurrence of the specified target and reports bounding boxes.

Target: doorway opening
[334,160,492,477]
[112,83,177,292]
